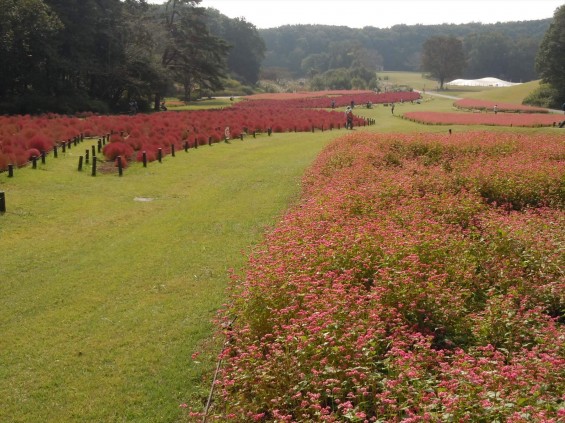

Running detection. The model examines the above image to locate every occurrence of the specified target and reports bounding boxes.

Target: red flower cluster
[207,132,565,422]
[454,98,549,113]
[0,92,387,171]
[0,114,105,169]
[241,91,421,109]
[403,111,562,127]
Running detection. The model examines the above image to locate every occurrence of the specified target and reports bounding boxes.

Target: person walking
[345,106,354,129]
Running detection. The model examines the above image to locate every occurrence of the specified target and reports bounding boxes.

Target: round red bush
[103,142,134,161]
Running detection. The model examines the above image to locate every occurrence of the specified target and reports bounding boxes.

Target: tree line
[418,5,565,109]
[259,19,551,86]
[2,1,564,114]
[0,0,265,114]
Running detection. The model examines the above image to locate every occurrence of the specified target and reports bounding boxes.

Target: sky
[147,0,564,29]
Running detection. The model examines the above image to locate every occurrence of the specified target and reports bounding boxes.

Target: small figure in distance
[345,106,354,129]
[391,103,395,115]
[494,104,498,114]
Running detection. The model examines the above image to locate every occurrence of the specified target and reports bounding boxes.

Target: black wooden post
[32,156,37,169]
[184,141,189,152]
[0,191,5,213]
[62,142,66,153]
[91,145,96,158]
[8,164,13,177]
[171,144,175,157]
[41,151,46,164]
[98,139,102,153]
[142,151,147,167]
[92,157,97,176]
[117,156,123,176]
[78,156,83,171]
[194,138,198,149]
[54,145,58,158]
[158,148,162,163]
[85,150,89,164]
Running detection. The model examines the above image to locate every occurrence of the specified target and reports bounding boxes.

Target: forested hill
[259,19,552,82]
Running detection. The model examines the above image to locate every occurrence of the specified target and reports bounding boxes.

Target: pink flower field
[243,91,421,108]
[454,99,549,114]
[403,111,563,127]
[203,132,565,422]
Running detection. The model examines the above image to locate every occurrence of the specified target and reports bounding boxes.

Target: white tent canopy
[446,77,521,87]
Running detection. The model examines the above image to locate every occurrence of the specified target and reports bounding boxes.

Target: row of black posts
[1,133,91,212]
[1,120,376,211]
[5,118,376,179]
[5,133,92,178]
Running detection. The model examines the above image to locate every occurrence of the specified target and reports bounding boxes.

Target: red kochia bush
[135,149,157,163]
[102,142,134,161]
[26,148,41,160]
[27,134,53,152]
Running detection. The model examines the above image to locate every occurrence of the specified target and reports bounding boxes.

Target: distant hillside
[259,19,551,82]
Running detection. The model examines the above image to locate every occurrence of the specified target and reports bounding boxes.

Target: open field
[1,73,562,421]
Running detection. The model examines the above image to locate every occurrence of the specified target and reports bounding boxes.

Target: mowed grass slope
[0,132,338,422]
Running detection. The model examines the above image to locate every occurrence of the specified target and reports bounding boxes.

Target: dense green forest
[259,20,551,83]
[1,0,563,114]
[0,0,264,114]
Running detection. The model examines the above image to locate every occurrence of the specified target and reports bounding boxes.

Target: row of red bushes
[454,98,549,113]
[403,111,562,127]
[0,91,392,171]
[239,91,421,109]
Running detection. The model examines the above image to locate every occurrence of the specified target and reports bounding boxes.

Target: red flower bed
[203,132,565,422]
[0,114,108,170]
[0,104,372,171]
[246,90,373,100]
[242,91,421,108]
[403,111,563,127]
[454,98,549,113]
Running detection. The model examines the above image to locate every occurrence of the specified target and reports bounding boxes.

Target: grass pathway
[0,131,338,422]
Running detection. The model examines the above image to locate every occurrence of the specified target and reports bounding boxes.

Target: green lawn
[0,74,557,422]
[0,131,340,422]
